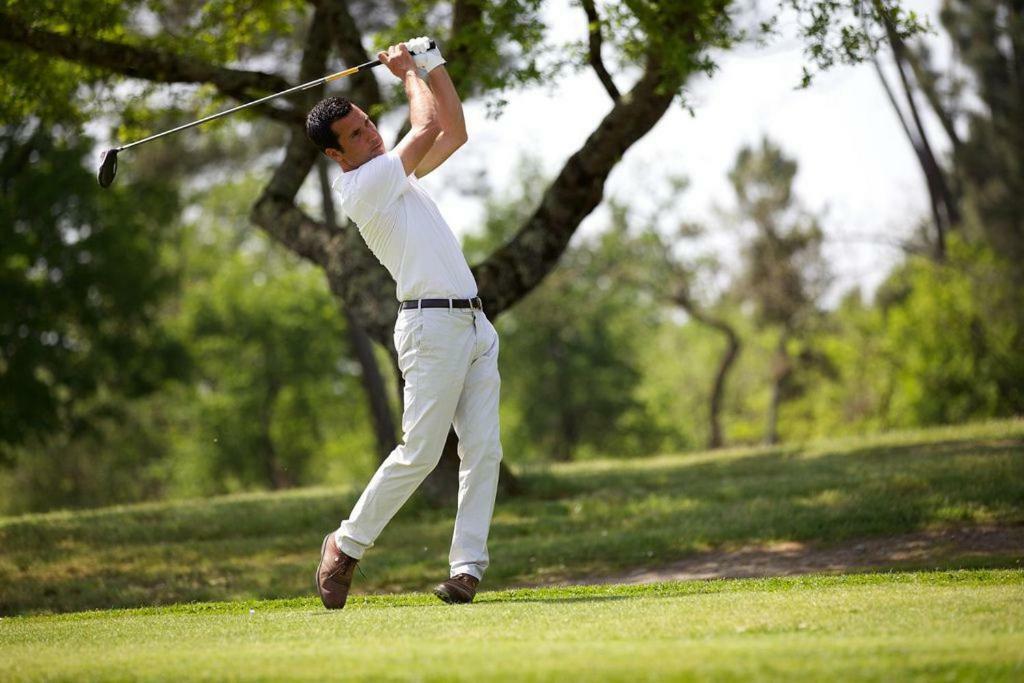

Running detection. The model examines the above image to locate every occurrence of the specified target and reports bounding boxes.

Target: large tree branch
[251,3,395,344]
[447,0,485,93]
[321,0,383,112]
[0,11,302,125]
[902,44,962,151]
[249,4,338,268]
[580,0,621,102]
[472,54,678,316]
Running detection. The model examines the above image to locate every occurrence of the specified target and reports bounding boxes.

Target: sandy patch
[567,525,1024,585]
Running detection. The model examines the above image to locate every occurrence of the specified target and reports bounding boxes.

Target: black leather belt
[399,297,483,311]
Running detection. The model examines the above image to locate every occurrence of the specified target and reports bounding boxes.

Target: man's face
[326,106,384,169]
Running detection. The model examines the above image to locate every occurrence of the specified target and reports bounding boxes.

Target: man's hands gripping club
[379,39,466,178]
[405,36,447,75]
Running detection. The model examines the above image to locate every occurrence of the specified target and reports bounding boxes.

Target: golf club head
[97,149,118,188]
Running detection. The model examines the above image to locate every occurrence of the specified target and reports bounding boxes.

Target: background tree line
[2,0,1020,514]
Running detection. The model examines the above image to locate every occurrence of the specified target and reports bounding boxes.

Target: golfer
[305,38,502,609]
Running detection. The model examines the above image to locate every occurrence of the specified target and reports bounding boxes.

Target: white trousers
[335,306,503,580]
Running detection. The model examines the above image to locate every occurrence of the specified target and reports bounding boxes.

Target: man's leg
[336,310,473,559]
[447,312,503,581]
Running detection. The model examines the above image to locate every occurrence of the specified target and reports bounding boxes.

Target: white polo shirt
[332,151,479,302]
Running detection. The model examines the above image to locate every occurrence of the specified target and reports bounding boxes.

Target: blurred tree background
[1,0,1021,514]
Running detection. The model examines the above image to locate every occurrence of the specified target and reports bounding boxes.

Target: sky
[413,0,950,302]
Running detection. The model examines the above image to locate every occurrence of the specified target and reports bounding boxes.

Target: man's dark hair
[305,97,353,153]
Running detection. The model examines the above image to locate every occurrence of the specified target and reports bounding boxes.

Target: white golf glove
[404,35,446,73]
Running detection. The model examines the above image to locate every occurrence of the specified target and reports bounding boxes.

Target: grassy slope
[1,419,1022,615]
[2,571,1022,681]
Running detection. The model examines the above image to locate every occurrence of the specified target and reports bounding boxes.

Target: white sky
[415,0,950,302]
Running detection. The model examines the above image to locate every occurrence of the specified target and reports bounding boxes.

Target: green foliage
[0,396,172,514]
[0,46,103,124]
[875,238,1024,424]
[168,179,377,495]
[496,228,670,460]
[0,123,184,450]
[785,0,930,86]
[779,237,1024,438]
[467,159,670,460]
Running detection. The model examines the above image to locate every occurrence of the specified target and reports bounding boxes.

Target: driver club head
[97,149,119,188]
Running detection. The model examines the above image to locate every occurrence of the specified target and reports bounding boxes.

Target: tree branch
[250,3,395,344]
[473,54,676,315]
[580,0,621,102]
[902,44,962,151]
[0,10,302,125]
[321,0,383,113]
[249,4,338,268]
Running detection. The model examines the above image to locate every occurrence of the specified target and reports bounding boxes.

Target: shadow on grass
[1,433,1021,616]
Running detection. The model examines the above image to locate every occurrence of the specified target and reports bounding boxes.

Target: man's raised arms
[412,65,467,178]
[379,44,441,176]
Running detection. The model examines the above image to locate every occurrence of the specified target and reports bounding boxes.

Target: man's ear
[324,147,344,164]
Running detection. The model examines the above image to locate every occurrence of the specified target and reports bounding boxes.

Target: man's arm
[413,66,467,178]
[380,44,442,176]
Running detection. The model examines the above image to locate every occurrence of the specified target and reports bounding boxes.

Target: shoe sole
[433,585,473,604]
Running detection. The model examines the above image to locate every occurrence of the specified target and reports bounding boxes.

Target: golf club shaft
[117,41,435,153]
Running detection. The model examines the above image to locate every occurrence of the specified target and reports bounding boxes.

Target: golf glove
[405,35,446,73]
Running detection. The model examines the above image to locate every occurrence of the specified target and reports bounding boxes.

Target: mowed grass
[1,419,1023,615]
[2,571,1022,681]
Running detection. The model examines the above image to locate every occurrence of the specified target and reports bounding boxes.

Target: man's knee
[387,436,446,472]
[457,437,503,464]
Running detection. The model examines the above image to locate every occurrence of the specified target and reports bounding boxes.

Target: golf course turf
[1,420,1022,679]
[1,571,1021,681]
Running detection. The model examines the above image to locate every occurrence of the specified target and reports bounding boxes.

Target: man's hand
[378,44,417,80]
[405,36,446,74]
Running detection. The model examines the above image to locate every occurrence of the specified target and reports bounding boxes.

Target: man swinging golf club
[305,38,503,609]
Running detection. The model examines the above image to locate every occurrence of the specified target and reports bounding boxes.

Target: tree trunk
[318,159,398,460]
[672,290,742,450]
[706,322,740,449]
[343,308,398,459]
[260,383,293,489]
[764,334,791,446]
[870,0,961,258]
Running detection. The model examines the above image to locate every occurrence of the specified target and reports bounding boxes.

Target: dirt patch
[567,525,1024,586]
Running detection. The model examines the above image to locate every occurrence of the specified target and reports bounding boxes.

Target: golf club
[97,40,436,188]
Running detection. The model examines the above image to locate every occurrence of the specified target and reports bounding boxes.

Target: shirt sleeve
[352,152,410,215]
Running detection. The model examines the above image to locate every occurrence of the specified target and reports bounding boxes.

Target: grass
[1,419,1023,615]
[1,571,1022,681]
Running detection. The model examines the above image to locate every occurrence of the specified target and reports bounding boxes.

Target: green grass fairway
[1,419,1023,615]
[2,571,1021,681]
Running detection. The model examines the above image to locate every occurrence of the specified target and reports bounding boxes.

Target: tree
[878,0,1024,274]
[868,0,960,259]
[0,122,183,451]
[0,0,924,498]
[603,181,744,451]
[728,137,830,445]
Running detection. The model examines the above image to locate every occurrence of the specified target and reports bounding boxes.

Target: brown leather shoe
[316,533,359,609]
[433,573,480,604]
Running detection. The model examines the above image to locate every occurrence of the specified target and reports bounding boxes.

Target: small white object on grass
[249,608,255,614]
